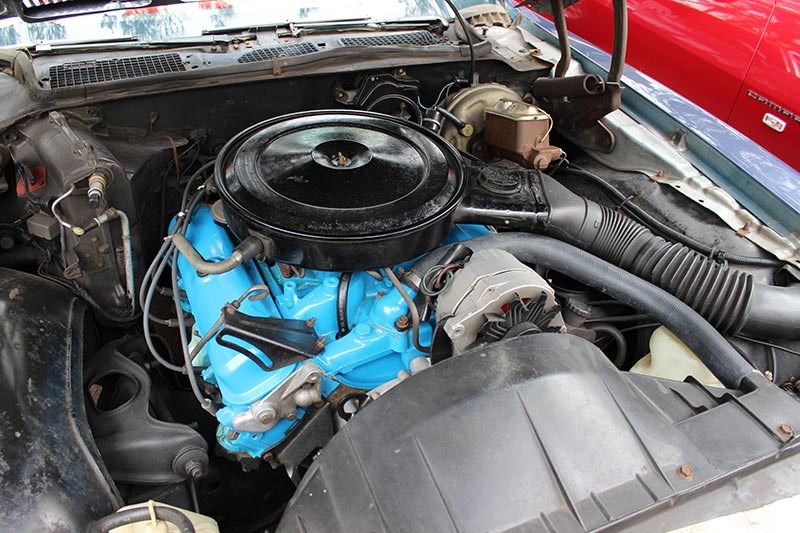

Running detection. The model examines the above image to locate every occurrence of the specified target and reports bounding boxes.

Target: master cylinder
[483,99,563,170]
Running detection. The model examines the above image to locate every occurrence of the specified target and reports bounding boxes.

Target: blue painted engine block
[176,205,489,459]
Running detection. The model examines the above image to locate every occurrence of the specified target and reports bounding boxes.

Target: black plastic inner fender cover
[216,110,465,271]
[0,269,120,531]
[277,333,800,532]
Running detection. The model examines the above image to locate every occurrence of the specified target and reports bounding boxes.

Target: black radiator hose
[410,233,758,389]
[537,175,799,339]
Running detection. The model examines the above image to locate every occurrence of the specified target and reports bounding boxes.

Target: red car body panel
[556,0,800,171]
[728,1,800,171]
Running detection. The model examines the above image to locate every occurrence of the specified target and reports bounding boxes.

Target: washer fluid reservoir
[631,326,723,387]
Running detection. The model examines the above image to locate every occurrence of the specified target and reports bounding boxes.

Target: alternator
[436,249,565,353]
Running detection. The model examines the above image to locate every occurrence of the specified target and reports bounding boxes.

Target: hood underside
[0,0,582,22]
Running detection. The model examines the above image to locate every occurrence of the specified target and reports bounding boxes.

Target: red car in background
[559,0,800,171]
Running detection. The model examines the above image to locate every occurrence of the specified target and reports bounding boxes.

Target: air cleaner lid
[216,111,464,242]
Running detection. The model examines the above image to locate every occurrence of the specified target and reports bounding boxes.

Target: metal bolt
[226,429,239,441]
[255,405,277,424]
[315,339,327,350]
[307,371,321,383]
[395,315,410,331]
[286,410,297,421]
[184,459,206,479]
[305,317,317,329]
[677,465,694,481]
[778,424,794,438]
[261,451,280,469]
[354,324,371,338]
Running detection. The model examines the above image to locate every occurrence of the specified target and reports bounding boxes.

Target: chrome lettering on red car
[747,90,800,125]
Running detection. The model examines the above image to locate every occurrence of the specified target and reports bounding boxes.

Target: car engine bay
[1,5,800,532]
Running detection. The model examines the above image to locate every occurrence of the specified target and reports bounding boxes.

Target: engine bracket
[215,306,322,371]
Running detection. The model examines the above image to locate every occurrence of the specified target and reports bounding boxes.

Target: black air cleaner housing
[216,110,465,270]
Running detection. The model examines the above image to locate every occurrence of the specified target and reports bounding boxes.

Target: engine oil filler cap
[216,110,465,271]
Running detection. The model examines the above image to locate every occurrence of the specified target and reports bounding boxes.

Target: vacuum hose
[170,234,263,276]
[88,505,195,533]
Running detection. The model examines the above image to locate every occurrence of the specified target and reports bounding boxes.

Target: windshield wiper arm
[283,19,445,37]
[31,35,139,51]
[29,34,255,55]
[201,17,371,36]
[203,17,445,37]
